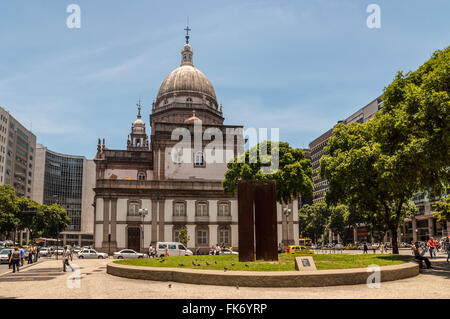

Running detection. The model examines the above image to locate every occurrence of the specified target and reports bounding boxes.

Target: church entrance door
[128,227,141,252]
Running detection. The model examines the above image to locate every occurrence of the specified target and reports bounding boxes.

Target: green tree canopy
[223,141,313,204]
[0,185,19,237]
[320,47,448,253]
[298,202,331,243]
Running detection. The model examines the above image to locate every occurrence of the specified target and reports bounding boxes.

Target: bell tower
[127,101,149,151]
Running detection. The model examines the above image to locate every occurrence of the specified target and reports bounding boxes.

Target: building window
[128,202,140,216]
[196,201,208,216]
[218,202,230,216]
[196,229,208,246]
[218,227,230,245]
[173,202,186,216]
[186,97,193,107]
[137,171,146,180]
[194,151,204,167]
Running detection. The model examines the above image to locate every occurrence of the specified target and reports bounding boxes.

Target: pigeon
[192,261,196,266]
[245,264,249,268]
[224,267,228,272]
[168,284,172,288]
[197,264,201,267]
[178,263,184,267]
[236,284,239,290]
[206,262,210,266]
[214,261,217,264]
[231,263,235,267]
[160,259,165,263]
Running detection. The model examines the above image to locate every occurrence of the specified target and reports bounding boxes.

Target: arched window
[137,172,146,181]
[194,151,204,167]
[186,97,193,107]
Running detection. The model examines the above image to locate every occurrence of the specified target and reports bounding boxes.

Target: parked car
[334,244,344,250]
[345,244,357,250]
[219,248,238,255]
[156,242,193,257]
[39,248,50,257]
[0,248,13,264]
[77,249,108,259]
[113,249,147,259]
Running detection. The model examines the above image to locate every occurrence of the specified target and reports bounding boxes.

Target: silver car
[113,249,147,259]
[77,249,108,259]
[0,249,13,264]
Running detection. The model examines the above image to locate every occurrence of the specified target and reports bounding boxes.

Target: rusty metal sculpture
[238,180,278,262]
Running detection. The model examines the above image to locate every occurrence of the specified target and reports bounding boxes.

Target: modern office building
[309,96,382,204]
[32,144,95,246]
[0,106,36,198]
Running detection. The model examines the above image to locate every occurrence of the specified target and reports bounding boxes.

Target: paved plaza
[0,251,449,299]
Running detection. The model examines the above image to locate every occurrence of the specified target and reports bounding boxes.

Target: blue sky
[0,0,448,159]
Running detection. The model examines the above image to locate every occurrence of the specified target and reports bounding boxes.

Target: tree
[16,196,40,240]
[178,226,189,247]
[0,185,19,239]
[37,204,70,239]
[298,202,331,243]
[223,141,313,204]
[434,195,450,223]
[320,47,449,254]
[327,204,363,244]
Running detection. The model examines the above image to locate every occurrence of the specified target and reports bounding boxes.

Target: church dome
[156,65,217,104]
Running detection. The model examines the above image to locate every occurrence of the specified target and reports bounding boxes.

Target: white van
[156,242,193,257]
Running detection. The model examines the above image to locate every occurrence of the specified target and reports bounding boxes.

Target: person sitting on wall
[412,242,432,269]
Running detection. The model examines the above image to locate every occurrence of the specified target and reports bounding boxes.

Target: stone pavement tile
[0,258,448,299]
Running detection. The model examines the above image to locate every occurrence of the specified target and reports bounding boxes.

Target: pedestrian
[380,242,385,254]
[196,247,200,255]
[372,243,377,254]
[28,248,33,264]
[149,245,153,258]
[62,247,71,272]
[19,246,24,266]
[445,238,450,263]
[412,242,432,269]
[427,237,436,259]
[10,248,21,273]
[35,246,39,262]
[8,249,12,269]
[363,242,368,254]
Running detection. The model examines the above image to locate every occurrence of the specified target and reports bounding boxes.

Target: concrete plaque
[295,256,317,271]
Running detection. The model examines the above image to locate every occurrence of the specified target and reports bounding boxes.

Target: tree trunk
[391,227,399,254]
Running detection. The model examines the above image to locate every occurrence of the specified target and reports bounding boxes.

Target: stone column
[428,217,433,238]
[412,218,417,242]
[158,200,165,242]
[209,225,218,247]
[78,234,81,246]
[102,198,110,248]
[353,227,357,243]
[281,205,288,245]
[151,200,158,245]
[329,230,333,243]
[26,230,30,245]
[288,203,294,245]
[447,221,450,237]
[110,198,118,250]
[19,231,23,245]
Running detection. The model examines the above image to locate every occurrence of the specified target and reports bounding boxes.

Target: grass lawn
[114,253,412,271]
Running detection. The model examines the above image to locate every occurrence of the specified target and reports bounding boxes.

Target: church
[93,29,299,253]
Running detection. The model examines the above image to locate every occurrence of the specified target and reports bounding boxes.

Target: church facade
[93,33,299,253]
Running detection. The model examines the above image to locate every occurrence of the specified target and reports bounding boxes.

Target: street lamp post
[138,208,149,253]
[283,208,291,246]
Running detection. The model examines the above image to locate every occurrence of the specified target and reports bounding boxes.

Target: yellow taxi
[286,245,314,255]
